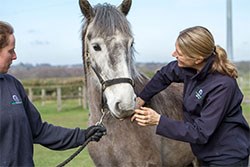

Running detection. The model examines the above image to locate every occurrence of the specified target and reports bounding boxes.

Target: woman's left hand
[131,107,160,126]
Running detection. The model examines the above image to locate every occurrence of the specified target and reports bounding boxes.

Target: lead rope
[56,110,108,167]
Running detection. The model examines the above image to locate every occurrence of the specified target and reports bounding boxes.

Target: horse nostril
[115,102,121,110]
[115,100,135,112]
[134,97,136,102]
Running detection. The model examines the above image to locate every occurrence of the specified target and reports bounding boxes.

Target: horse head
[79,0,137,119]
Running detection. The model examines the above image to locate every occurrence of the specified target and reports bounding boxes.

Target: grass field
[33,99,250,167]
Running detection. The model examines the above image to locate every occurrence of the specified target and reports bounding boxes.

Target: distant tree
[235,61,250,76]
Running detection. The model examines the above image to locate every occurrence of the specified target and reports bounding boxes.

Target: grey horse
[79,0,197,166]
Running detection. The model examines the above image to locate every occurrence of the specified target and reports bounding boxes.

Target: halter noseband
[90,65,134,91]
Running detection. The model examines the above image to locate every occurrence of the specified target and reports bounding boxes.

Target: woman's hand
[135,97,145,109]
[85,125,107,142]
[131,107,160,126]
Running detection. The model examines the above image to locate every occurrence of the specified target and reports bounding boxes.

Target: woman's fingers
[131,109,142,122]
[137,122,147,127]
[131,108,150,125]
[131,108,147,122]
[134,108,147,115]
[131,107,160,126]
[131,114,136,122]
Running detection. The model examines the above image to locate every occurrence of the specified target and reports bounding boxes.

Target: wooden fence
[23,77,249,112]
[24,85,88,112]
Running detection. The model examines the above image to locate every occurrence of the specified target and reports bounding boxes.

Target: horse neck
[133,72,149,95]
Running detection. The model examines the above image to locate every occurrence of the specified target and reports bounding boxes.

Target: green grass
[33,100,94,167]
[242,102,250,121]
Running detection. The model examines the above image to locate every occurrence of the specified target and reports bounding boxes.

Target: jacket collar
[182,54,215,81]
[0,72,8,79]
[192,54,215,80]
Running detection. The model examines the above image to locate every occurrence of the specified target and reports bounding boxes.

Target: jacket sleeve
[156,78,238,144]
[139,61,184,102]
[15,79,87,150]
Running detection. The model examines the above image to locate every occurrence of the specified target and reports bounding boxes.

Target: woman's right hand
[131,107,160,126]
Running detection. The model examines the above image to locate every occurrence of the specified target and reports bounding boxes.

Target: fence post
[41,88,46,106]
[83,85,88,109]
[28,87,33,102]
[57,86,62,112]
[78,86,83,107]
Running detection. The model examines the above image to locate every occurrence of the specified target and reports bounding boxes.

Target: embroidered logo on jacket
[11,95,22,105]
[195,89,203,100]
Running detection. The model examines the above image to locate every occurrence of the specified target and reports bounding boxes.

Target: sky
[1,0,250,65]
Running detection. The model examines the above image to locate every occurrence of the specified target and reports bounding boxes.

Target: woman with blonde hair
[132,26,249,166]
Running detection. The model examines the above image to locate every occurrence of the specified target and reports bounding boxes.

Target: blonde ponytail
[211,45,238,79]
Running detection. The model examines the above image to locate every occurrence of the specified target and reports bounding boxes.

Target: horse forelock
[92,3,133,38]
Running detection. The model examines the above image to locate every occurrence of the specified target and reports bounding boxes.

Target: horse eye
[130,41,134,48]
[93,44,101,51]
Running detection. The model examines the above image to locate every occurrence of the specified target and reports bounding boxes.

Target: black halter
[90,65,134,91]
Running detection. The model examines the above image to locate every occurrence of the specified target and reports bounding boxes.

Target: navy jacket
[0,74,87,166]
[139,56,250,165]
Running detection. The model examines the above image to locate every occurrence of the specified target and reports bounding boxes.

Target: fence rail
[24,85,88,112]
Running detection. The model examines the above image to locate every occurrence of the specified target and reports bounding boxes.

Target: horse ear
[118,0,132,16]
[79,0,94,22]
